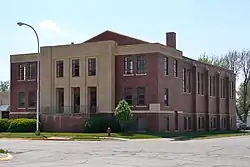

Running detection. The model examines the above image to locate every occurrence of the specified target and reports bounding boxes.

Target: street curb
[1,137,131,141]
[0,153,12,161]
[99,137,130,141]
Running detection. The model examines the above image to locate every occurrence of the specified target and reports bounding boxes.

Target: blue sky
[1,0,250,82]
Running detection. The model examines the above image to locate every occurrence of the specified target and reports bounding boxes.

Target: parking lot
[1,136,250,167]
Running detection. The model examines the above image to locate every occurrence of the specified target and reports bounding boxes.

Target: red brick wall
[40,114,89,132]
[115,54,159,109]
[10,62,37,112]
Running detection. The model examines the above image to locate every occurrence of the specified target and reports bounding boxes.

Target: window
[137,55,146,74]
[212,76,216,96]
[184,117,187,130]
[56,60,64,78]
[187,70,191,93]
[18,92,25,108]
[137,87,145,105]
[28,91,36,107]
[220,78,223,98]
[72,59,80,77]
[223,117,227,129]
[201,73,204,95]
[213,117,216,129]
[222,78,226,98]
[174,111,178,130]
[124,88,133,105]
[57,88,64,111]
[166,116,170,131]
[198,117,201,129]
[88,58,96,76]
[197,72,200,94]
[173,60,178,77]
[28,63,35,80]
[19,64,26,80]
[201,117,205,129]
[188,117,192,129]
[164,56,168,75]
[164,88,169,106]
[124,56,133,74]
[230,81,234,99]
[210,119,213,128]
[182,68,186,92]
[209,76,212,96]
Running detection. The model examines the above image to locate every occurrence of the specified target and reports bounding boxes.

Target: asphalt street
[0,136,250,167]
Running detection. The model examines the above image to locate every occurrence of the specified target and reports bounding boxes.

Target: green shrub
[8,118,36,132]
[0,119,11,132]
[84,116,120,133]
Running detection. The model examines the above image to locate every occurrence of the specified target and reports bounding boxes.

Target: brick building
[10,30,236,132]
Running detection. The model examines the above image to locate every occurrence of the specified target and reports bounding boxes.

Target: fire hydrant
[107,127,111,137]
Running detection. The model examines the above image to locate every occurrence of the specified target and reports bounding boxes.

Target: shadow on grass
[120,130,250,141]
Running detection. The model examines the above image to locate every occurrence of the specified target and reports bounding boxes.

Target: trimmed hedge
[0,119,11,132]
[0,118,37,132]
[84,116,120,133]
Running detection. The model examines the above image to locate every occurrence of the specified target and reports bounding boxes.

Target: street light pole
[17,22,40,136]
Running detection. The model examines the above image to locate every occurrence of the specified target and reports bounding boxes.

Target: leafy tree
[114,99,133,132]
[0,81,10,92]
[237,83,250,117]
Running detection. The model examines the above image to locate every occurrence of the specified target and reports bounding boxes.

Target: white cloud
[37,20,68,36]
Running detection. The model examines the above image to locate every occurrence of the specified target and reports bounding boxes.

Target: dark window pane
[164,88,169,106]
[173,60,178,77]
[56,60,64,78]
[18,92,25,108]
[164,57,168,75]
[137,87,145,105]
[88,58,96,76]
[28,63,36,80]
[28,91,36,107]
[137,55,146,74]
[124,88,133,105]
[184,117,187,130]
[124,56,133,74]
[72,59,80,77]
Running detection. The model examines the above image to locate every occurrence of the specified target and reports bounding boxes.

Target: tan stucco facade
[10,41,182,113]
[39,41,116,113]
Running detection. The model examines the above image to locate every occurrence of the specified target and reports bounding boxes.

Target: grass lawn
[0,130,249,141]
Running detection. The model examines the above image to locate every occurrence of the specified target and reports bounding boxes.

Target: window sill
[17,108,26,110]
[17,107,36,110]
[123,74,134,76]
[135,105,147,108]
[198,94,205,96]
[135,73,147,76]
[27,107,36,109]
[183,92,191,95]
[17,79,36,82]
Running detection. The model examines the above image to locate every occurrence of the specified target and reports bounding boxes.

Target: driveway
[1,136,250,167]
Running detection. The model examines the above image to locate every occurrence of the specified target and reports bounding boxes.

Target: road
[1,136,250,167]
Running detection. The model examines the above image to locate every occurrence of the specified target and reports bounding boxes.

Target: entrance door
[88,87,97,113]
